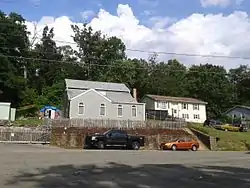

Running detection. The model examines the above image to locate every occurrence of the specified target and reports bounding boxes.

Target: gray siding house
[224,105,250,119]
[63,79,145,121]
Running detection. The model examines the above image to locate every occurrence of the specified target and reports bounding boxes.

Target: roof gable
[70,89,112,102]
[144,95,207,104]
[65,79,130,92]
[223,105,250,114]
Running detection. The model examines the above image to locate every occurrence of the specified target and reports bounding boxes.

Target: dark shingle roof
[145,95,207,104]
[65,79,130,92]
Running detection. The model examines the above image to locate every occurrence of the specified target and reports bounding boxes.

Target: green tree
[186,64,234,118]
[71,24,126,81]
[229,65,250,105]
[148,59,188,97]
[0,11,30,106]
[31,26,63,92]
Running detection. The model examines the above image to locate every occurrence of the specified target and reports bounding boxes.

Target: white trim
[112,101,145,105]
[99,103,106,116]
[78,102,85,115]
[131,105,137,117]
[71,88,112,102]
[117,104,123,117]
[0,102,11,106]
[193,104,199,110]
[193,114,200,119]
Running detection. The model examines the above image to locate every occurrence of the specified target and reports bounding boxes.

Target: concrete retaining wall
[190,128,217,150]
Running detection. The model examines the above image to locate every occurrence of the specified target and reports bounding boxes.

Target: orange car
[160,138,199,151]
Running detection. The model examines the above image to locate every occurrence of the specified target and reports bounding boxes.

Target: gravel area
[0,144,250,188]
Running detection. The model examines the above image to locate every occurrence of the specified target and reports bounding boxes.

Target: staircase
[184,128,208,151]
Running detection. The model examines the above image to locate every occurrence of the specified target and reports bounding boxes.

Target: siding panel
[70,90,145,120]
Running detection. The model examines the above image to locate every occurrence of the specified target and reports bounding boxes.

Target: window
[100,104,106,116]
[109,130,127,138]
[156,101,167,109]
[78,102,84,115]
[162,102,167,109]
[182,103,188,110]
[117,105,123,117]
[156,101,159,108]
[194,114,200,119]
[132,105,137,117]
[173,109,177,114]
[193,104,199,110]
[182,114,189,119]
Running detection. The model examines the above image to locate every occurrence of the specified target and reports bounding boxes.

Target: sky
[1,0,250,69]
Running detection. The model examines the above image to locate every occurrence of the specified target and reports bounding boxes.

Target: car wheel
[191,145,197,151]
[132,141,140,150]
[97,141,105,149]
[171,145,177,151]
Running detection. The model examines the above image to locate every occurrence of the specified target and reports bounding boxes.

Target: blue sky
[0,0,249,23]
[1,0,250,69]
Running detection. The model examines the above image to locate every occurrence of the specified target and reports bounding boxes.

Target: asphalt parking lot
[1,144,250,188]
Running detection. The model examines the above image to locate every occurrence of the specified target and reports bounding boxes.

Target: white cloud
[200,0,231,7]
[26,4,250,69]
[80,10,95,20]
[200,0,245,7]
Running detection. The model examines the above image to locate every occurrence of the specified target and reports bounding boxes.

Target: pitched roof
[65,79,140,104]
[65,79,130,92]
[145,95,207,104]
[106,91,137,103]
[223,105,250,114]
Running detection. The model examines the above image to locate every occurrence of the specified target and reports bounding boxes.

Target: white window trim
[132,105,137,117]
[78,102,85,115]
[194,114,200,119]
[182,103,188,110]
[162,101,167,109]
[100,103,106,116]
[182,114,189,119]
[193,104,199,110]
[117,104,123,117]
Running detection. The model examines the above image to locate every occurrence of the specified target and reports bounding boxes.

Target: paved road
[1,144,250,188]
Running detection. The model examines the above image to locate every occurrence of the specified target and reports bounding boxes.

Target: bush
[16,105,39,118]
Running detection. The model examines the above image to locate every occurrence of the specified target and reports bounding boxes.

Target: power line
[0,53,233,76]
[0,31,250,60]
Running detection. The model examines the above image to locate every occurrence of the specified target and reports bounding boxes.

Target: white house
[141,95,208,123]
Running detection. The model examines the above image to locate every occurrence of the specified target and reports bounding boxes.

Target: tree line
[0,11,250,118]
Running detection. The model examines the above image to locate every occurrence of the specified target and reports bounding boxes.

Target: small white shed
[0,102,11,120]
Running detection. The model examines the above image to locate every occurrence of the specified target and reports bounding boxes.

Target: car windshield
[103,130,111,135]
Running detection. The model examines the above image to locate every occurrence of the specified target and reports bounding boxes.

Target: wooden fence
[47,118,187,129]
[0,127,51,144]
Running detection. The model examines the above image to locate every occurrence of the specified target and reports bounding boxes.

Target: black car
[84,129,145,150]
[203,119,222,128]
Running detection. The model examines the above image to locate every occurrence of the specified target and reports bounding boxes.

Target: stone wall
[51,127,194,150]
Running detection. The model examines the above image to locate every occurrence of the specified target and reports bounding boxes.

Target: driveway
[0,144,250,188]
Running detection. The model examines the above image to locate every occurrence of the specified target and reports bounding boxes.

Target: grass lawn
[189,124,250,151]
[13,118,43,127]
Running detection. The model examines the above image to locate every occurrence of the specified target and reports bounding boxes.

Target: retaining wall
[51,127,194,150]
[190,128,217,150]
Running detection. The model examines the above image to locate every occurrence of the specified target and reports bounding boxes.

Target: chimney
[133,88,137,102]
